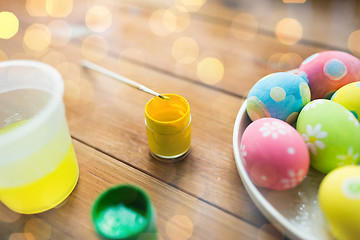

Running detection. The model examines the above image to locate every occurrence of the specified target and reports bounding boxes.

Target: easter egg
[331,81,360,120]
[240,118,309,190]
[297,51,360,99]
[296,99,360,174]
[318,166,360,240]
[246,72,310,124]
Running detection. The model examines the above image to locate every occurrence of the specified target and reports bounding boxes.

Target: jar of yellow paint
[145,94,191,162]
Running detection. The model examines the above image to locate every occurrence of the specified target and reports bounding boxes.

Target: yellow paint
[0,121,79,214]
[145,94,191,159]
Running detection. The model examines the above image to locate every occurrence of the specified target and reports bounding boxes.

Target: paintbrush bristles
[159,95,170,100]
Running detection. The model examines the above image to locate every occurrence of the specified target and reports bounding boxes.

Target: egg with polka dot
[318,166,360,240]
[297,51,360,100]
[240,118,310,191]
[296,99,360,174]
[331,81,360,120]
[246,72,311,124]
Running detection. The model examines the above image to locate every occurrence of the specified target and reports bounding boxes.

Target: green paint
[97,203,148,239]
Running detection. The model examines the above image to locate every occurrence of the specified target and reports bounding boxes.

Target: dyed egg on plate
[240,118,309,190]
[318,166,360,240]
[331,81,360,120]
[246,72,310,124]
[296,99,360,174]
[297,51,360,99]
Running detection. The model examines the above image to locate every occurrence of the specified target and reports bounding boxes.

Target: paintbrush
[81,60,169,100]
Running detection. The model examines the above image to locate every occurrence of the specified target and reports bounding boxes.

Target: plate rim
[232,99,317,240]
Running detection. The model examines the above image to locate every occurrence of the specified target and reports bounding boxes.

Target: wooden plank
[5,0,326,97]
[0,140,283,240]
[72,1,325,97]
[110,0,360,51]
[0,31,269,227]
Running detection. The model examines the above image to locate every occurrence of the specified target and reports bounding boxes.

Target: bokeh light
[276,18,303,45]
[81,35,108,61]
[149,9,173,36]
[165,215,193,240]
[64,80,81,106]
[175,0,207,12]
[164,6,190,33]
[42,50,67,67]
[280,53,302,69]
[348,30,360,57]
[0,49,8,61]
[23,24,52,52]
[47,20,72,47]
[0,12,19,39]
[85,5,112,33]
[64,78,93,106]
[267,52,303,71]
[9,233,35,240]
[231,13,258,41]
[26,0,47,17]
[267,52,283,71]
[56,61,81,82]
[24,218,52,240]
[46,0,73,18]
[172,37,199,64]
[197,57,224,84]
[0,203,21,223]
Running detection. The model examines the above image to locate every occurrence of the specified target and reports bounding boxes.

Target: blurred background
[1,0,359,72]
[0,1,359,239]
[0,0,359,96]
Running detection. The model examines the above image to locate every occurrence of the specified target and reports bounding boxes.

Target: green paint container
[91,184,158,240]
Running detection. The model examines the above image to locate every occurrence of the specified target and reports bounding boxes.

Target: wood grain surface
[0,0,358,239]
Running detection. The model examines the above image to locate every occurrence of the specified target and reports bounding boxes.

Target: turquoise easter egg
[296,99,360,174]
[246,72,310,124]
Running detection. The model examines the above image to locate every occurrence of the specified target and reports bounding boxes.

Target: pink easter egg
[240,118,310,190]
[297,51,360,100]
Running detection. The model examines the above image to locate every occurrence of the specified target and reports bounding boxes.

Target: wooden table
[0,0,358,239]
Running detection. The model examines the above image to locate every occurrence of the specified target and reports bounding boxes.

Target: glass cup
[91,184,158,240]
[145,94,191,162]
[0,60,79,214]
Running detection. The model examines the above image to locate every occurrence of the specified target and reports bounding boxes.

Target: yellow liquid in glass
[0,120,79,214]
[0,144,78,214]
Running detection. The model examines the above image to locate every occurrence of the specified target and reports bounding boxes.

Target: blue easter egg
[246,72,311,124]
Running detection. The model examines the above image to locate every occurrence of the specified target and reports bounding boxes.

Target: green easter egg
[296,99,360,174]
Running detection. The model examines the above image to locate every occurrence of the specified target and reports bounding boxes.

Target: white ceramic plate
[232,100,335,240]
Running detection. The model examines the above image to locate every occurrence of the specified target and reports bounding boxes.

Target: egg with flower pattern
[297,51,360,100]
[319,166,360,240]
[296,99,360,174]
[240,118,309,190]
